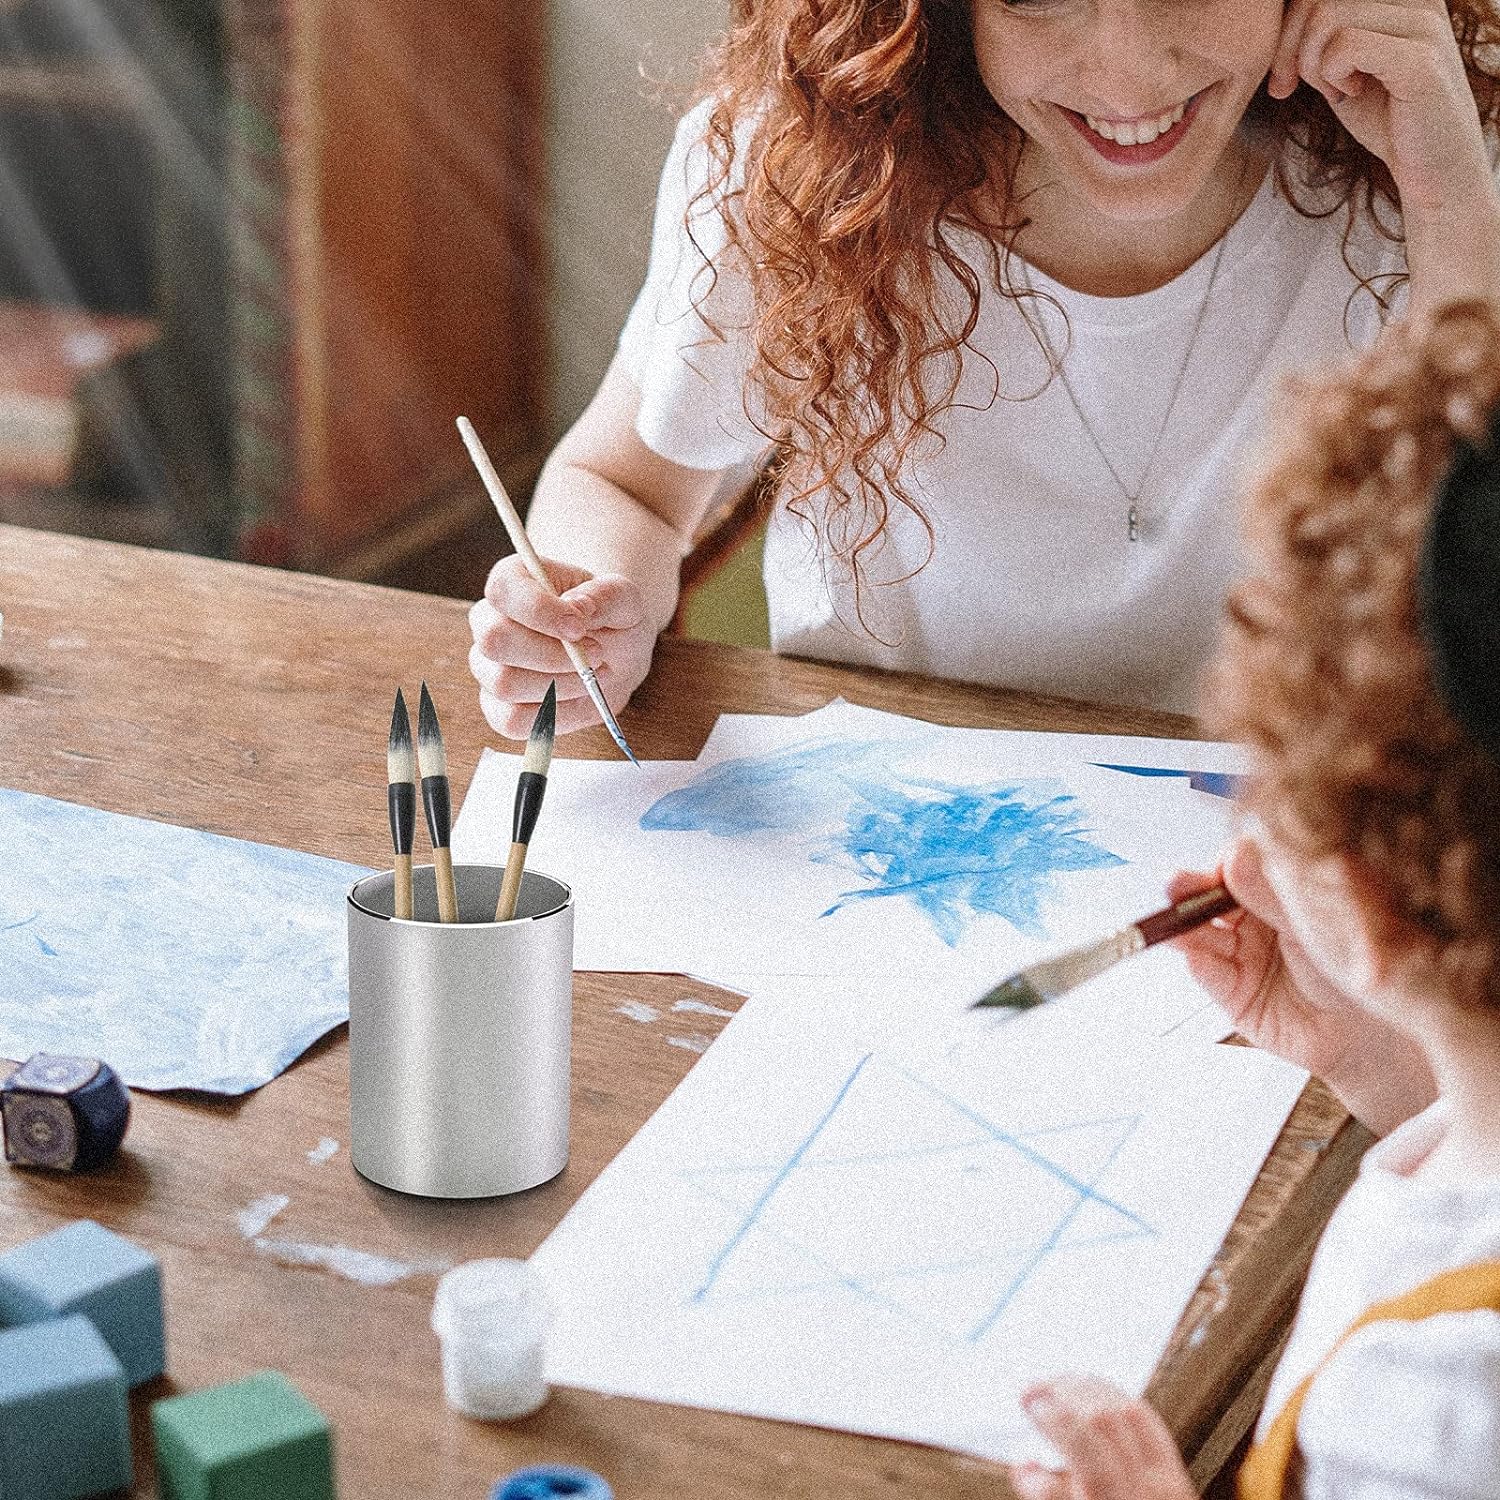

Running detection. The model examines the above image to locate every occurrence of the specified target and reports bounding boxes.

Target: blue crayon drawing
[641,738,1125,944]
[682,1050,1154,1344]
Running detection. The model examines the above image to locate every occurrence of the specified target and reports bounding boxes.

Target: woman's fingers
[482,555,594,640]
[470,556,653,741]
[1272,0,1450,101]
[1270,0,1320,98]
[466,643,588,707]
[564,573,649,634]
[479,683,603,740]
[468,601,600,675]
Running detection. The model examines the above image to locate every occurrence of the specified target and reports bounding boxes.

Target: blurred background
[0,0,768,643]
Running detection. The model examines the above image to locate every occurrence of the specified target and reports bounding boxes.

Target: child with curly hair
[1010,297,1500,1499]
[471,1,1500,731]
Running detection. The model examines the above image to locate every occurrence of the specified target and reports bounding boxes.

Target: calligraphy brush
[416,681,460,923]
[494,681,557,921]
[456,414,641,766]
[972,883,1238,1012]
[387,687,416,920]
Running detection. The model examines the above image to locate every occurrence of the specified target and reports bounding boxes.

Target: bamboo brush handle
[1136,883,1237,947]
[495,841,528,922]
[432,846,459,923]
[458,417,603,677]
[392,853,413,920]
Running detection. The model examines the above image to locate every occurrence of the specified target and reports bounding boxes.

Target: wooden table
[0,526,1367,1498]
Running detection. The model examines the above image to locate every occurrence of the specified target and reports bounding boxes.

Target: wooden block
[0,1313,132,1499]
[151,1370,334,1500]
[0,1217,164,1385]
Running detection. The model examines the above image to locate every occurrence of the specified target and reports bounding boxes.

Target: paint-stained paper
[453,710,1238,993]
[531,988,1307,1464]
[0,788,367,1093]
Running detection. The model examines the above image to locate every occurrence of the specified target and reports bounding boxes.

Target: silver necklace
[1020,231,1229,544]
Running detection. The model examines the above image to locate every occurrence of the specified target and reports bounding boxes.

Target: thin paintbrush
[495,681,557,921]
[972,883,1238,1012]
[456,414,641,766]
[416,682,460,923]
[387,687,416,920]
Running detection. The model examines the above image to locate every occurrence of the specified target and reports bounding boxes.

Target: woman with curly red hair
[1009,298,1500,1498]
[469,0,1500,732]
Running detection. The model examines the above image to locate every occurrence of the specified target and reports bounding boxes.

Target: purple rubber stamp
[2,1054,131,1170]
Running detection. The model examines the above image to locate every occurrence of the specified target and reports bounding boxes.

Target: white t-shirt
[617,104,1410,713]
[1256,1100,1500,1500]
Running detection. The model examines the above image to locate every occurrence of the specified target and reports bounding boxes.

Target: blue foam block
[0,1313,132,1498]
[0,1218,164,1385]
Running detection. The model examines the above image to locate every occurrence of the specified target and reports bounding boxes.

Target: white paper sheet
[700,700,1249,786]
[736,958,1234,1045]
[532,989,1306,1464]
[453,718,1235,984]
[0,787,366,1093]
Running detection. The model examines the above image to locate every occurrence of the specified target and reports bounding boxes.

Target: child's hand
[468,553,655,740]
[1011,1377,1196,1500]
[1167,841,1358,1079]
[1267,0,1493,218]
[1170,840,1435,1133]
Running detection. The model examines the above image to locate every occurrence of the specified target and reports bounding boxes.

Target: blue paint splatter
[642,739,1125,944]
[0,912,53,955]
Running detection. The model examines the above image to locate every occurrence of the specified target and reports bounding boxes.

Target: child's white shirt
[618,102,1414,713]
[1257,1099,1500,1499]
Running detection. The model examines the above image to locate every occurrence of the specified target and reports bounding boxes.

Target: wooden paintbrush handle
[393,853,413,920]
[1136,883,1237,947]
[495,841,528,922]
[432,846,459,923]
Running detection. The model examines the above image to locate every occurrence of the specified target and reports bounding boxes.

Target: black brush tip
[387,688,414,782]
[417,680,441,744]
[520,682,557,778]
[415,681,447,780]
[970,973,1047,1012]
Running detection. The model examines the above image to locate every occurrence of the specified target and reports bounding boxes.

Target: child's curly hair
[692,0,1500,627]
[1209,299,1500,1010]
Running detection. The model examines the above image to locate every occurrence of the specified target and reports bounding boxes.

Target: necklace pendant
[1127,504,1140,543]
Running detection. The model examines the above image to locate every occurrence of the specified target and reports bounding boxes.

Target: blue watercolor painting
[641,739,1125,944]
[683,1051,1154,1344]
[0,788,371,1094]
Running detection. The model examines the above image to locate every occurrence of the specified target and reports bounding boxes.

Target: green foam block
[150,1370,334,1500]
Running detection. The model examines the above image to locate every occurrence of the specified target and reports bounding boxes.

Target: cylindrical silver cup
[347,864,572,1198]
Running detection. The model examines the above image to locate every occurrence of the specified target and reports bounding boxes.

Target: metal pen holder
[347,865,572,1199]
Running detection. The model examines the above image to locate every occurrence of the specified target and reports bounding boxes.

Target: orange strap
[1238,1259,1500,1500]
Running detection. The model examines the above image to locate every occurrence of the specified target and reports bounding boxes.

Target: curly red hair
[1209,299,1500,1011]
[690,0,1500,620]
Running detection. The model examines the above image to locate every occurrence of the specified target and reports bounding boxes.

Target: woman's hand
[1169,839,1436,1134]
[1268,0,1494,219]
[1011,1377,1196,1500]
[467,553,656,740]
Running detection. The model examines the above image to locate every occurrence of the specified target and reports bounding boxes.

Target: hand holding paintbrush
[416,682,460,923]
[495,681,557,921]
[457,414,641,766]
[386,688,416,919]
[972,882,1238,1012]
